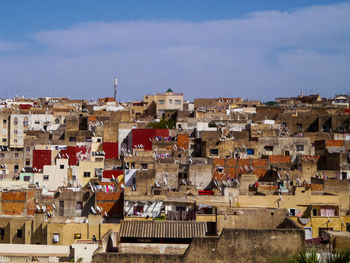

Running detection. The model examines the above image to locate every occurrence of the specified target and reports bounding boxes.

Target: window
[69,137,76,142]
[14,153,18,158]
[16,229,22,238]
[59,201,64,208]
[141,163,148,169]
[72,175,77,181]
[76,202,83,210]
[26,159,30,166]
[0,228,4,240]
[169,99,172,104]
[60,165,64,169]
[296,123,303,131]
[26,147,30,151]
[346,223,350,232]
[285,151,290,156]
[342,172,348,180]
[43,175,49,181]
[13,118,18,125]
[23,176,31,182]
[247,149,254,155]
[84,172,91,177]
[3,120,6,123]
[264,145,274,151]
[312,208,317,216]
[34,120,40,124]
[52,233,60,243]
[282,122,287,128]
[97,138,102,142]
[0,153,4,158]
[175,100,181,105]
[55,118,60,124]
[2,138,6,142]
[210,149,219,156]
[14,165,19,173]
[14,130,18,134]
[74,233,81,239]
[296,145,304,152]
[158,99,165,105]
[289,209,296,216]
[14,139,17,143]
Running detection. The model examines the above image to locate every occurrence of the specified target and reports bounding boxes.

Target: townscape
[0,90,350,262]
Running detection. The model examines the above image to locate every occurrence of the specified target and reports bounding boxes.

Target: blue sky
[0,0,350,101]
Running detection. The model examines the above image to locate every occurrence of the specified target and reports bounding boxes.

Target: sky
[0,0,350,101]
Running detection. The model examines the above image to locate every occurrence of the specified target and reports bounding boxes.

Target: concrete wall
[184,228,304,263]
[93,228,304,263]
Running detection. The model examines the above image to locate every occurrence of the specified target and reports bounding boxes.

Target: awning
[119,220,207,239]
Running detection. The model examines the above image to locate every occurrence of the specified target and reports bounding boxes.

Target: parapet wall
[93,227,305,263]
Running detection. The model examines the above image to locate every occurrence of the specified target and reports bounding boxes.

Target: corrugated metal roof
[119,220,207,239]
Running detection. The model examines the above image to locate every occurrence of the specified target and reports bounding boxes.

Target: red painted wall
[132,129,169,151]
[103,142,119,159]
[33,150,51,171]
[60,146,78,166]
[103,170,123,179]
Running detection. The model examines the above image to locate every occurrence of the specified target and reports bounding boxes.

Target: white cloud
[0,2,349,100]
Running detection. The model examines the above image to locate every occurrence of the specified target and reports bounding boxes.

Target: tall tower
[113,76,118,101]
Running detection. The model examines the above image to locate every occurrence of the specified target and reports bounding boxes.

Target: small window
[210,149,219,156]
[52,233,60,243]
[35,120,40,124]
[2,138,6,142]
[0,228,4,240]
[282,122,287,128]
[55,118,60,124]
[264,145,274,152]
[141,163,148,169]
[60,164,64,169]
[3,120,6,123]
[74,233,81,239]
[346,223,350,232]
[26,159,30,166]
[17,229,22,238]
[289,209,296,216]
[84,172,91,177]
[26,147,30,151]
[76,202,83,210]
[14,139,17,143]
[296,123,303,131]
[72,175,77,181]
[43,175,49,181]
[169,99,172,104]
[14,165,19,173]
[97,138,102,142]
[247,149,254,155]
[14,153,18,158]
[296,145,304,152]
[158,99,165,105]
[59,201,64,208]
[175,100,181,105]
[69,137,76,142]
[14,130,18,134]
[312,208,317,216]
[0,153,4,158]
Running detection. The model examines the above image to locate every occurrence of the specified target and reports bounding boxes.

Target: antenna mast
[113,76,118,101]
